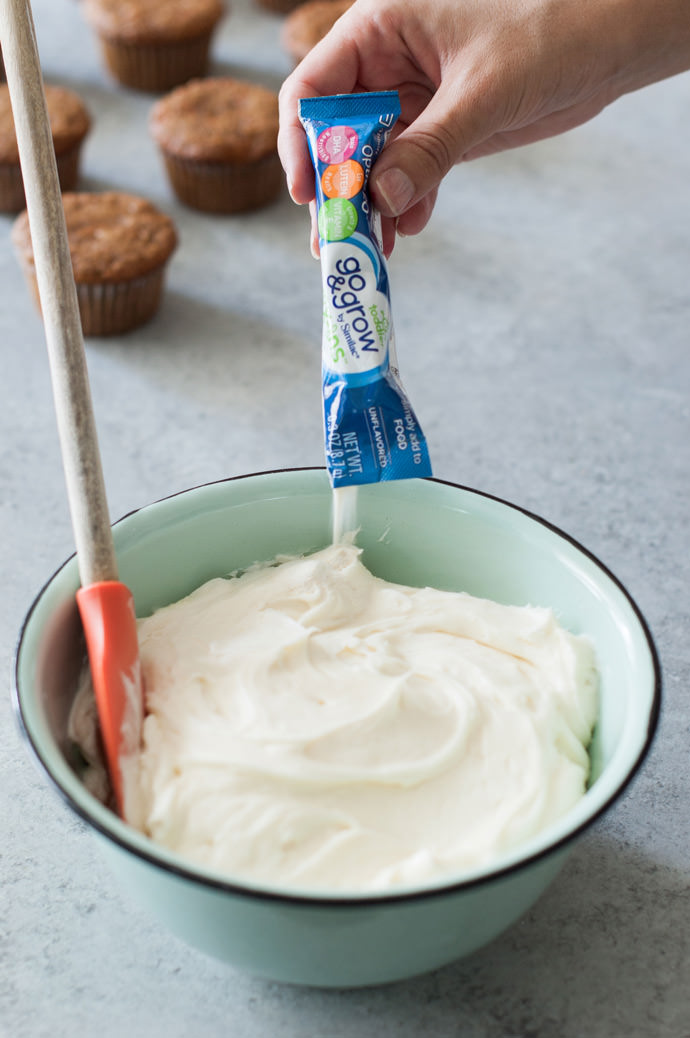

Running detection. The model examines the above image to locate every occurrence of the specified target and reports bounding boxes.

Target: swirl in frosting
[124,543,598,891]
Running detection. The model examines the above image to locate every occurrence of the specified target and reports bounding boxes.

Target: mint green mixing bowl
[14,470,660,987]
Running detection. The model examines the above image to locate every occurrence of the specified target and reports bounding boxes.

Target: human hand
[278,0,690,254]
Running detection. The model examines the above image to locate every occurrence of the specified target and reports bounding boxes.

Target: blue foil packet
[299,91,432,488]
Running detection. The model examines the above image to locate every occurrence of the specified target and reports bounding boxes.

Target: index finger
[278,18,362,204]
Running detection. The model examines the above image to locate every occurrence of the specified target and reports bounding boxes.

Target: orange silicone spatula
[2,0,143,815]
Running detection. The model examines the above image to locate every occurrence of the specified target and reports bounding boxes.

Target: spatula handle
[1,0,118,586]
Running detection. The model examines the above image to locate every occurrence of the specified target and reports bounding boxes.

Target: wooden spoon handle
[1,0,117,585]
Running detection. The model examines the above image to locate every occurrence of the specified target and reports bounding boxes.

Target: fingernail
[309,198,320,258]
[374,168,415,216]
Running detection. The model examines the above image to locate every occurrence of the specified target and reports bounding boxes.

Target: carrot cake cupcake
[150,77,282,213]
[12,191,178,336]
[281,0,353,64]
[0,84,90,213]
[82,0,225,93]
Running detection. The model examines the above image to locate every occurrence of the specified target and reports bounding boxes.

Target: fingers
[278,15,361,204]
[370,74,482,220]
[308,199,319,258]
[278,3,465,245]
[281,94,449,251]
[277,103,317,206]
[395,188,438,238]
[380,214,398,259]
[307,196,399,260]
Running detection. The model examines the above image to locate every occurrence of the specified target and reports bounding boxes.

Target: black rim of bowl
[12,468,662,908]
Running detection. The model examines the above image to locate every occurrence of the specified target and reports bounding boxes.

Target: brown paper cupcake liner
[19,263,169,337]
[254,0,305,13]
[54,142,85,194]
[77,270,168,335]
[161,151,283,213]
[97,32,215,92]
[0,140,86,213]
[0,163,26,213]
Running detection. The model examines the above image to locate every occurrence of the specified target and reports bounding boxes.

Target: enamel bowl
[14,469,660,987]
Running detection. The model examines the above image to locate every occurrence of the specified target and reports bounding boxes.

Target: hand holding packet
[299,91,432,488]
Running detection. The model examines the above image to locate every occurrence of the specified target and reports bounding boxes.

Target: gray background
[1,1,688,1035]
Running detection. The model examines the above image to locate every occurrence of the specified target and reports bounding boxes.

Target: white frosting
[125,544,598,891]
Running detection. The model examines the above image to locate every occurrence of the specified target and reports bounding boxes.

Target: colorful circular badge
[321,160,365,200]
[316,125,358,164]
[318,197,358,242]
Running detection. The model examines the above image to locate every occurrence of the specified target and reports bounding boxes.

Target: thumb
[371,80,484,218]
